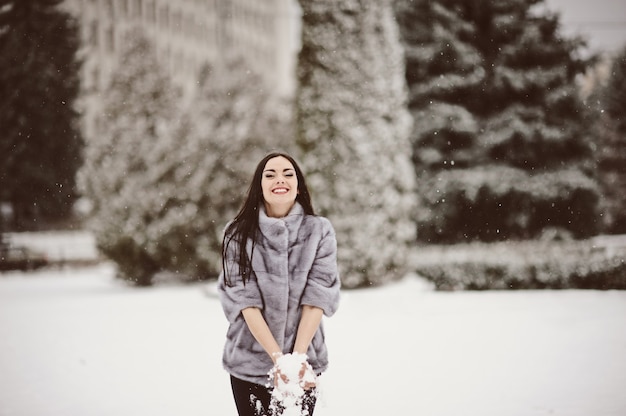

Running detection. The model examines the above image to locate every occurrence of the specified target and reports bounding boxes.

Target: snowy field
[1,263,626,416]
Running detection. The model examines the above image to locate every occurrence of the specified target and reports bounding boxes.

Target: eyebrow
[263,168,295,173]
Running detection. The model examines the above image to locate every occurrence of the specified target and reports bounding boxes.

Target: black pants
[230,375,317,416]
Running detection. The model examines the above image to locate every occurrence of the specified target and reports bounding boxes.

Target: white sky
[543,0,626,53]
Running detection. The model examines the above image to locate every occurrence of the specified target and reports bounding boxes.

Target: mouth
[272,187,289,194]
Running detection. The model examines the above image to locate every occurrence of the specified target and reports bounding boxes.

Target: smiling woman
[217,152,341,416]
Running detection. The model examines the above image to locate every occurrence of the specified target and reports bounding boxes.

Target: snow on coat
[218,202,341,385]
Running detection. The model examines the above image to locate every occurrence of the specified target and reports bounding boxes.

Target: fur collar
[258,202,305,246]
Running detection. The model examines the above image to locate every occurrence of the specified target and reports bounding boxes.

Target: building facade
[65,0,301,134]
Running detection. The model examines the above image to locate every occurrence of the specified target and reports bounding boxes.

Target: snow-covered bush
[79,28,290,285]
[416,166,601,243]
[296,0,416,288]
[412,239,626,291]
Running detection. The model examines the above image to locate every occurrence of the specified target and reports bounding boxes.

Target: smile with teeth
[272,187,289,194]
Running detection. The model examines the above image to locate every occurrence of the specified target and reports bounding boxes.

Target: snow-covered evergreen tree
[167,56,292,277]
[79,28,183,285]
[394,0,483,173]
[296,0,416,288]
[592,47,626,233]
[395,0,601,242]
[0,0,83,229]
[80,28,291,285]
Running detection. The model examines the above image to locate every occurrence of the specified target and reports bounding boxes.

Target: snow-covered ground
[1,263,625,416]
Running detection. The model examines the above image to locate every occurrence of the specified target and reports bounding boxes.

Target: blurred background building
[64,0,301,136]
[66,0,300,96]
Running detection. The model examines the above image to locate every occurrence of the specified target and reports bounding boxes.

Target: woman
[218,152,341,416]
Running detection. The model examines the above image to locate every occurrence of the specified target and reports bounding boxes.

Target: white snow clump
[269,352,316,416]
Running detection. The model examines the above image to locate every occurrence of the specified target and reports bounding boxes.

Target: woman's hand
[272,366,290,388]
[298,361,317,390]
[270,352,289,387]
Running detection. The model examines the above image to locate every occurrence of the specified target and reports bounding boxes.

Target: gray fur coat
[218,202,341,385]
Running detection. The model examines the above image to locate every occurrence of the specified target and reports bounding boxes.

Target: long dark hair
[221,152,315,286]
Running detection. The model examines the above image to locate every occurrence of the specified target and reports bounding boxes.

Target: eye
[285,172,295,178]
[264,173,275,179]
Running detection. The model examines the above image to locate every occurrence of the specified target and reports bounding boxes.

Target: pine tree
[395,0,601,242]
[593,47,626,233]
[296,0,416,288]
[601,47,626,136]
[0,0,83,229]
[394,0,483,173]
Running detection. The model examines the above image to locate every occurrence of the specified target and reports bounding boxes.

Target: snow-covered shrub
[416,166,601,243]
[79,28,290,285]
[412,240,626,291]
[296,0,416,288]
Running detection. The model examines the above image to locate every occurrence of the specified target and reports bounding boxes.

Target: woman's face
[261,156,299,217]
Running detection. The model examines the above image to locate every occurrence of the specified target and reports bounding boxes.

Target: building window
[104,25,115,52]
[117,0,128,17]
[103,0,114,19]
[158,5,169,28]
[172,10,181,33]
[130,0,140,18]
[89,20,99,47]
[145,0,156,24]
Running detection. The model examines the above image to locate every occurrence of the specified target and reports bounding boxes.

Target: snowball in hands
[269,353,316,416]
